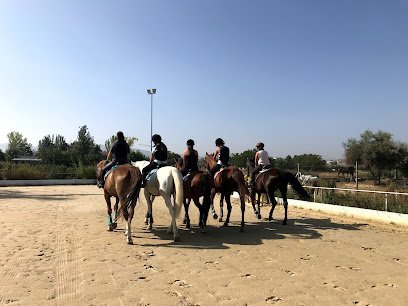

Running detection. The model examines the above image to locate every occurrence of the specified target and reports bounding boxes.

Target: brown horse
[174,158,212,231]
[249,163,311,225]
[204,153,250,232]
[96,160,142,244]
[338,166,355,179]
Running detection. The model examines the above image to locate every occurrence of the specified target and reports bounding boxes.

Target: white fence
[303,185,408,212]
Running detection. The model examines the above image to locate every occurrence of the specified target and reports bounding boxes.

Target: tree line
[1,127,407,181]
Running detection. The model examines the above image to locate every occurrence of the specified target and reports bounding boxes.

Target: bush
[75,165,96,179]
[0,162,95,180]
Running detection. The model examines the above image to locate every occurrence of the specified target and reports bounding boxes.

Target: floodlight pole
[147,89,156,152]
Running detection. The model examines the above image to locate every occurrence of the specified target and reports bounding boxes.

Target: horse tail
[284,171,311,201]
[117,166,142,219]
[232,168,250,198]
[171,168,184,218]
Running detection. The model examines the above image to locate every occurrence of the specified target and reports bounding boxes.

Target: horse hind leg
[268,192,277,222]
[223,194,232,227]
[105,193,115,231]
[183,198,192,229]
[111,197,119,229]
[161,193,180,242]
[219,193,225,222]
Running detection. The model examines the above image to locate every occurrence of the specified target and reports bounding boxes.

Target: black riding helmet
[256,142,264,149]
[215,138,224,146]
[151,134,162,143]
[186,139,195,146]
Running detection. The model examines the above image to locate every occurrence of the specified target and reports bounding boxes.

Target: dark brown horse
[338,166,355,179]
[205,153,250,232]
[174,158,212,232]
[248,158,311,225]
[96,160,142,244]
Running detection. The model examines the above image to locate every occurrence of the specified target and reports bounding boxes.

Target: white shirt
[257,150,270,166]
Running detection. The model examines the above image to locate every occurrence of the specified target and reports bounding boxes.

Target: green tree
[38,135,71,165]
[70,126,102,166]
[292,154,326,171]
[167,151,181,166]
[343,130,407,184]
[230,149,256,168]
[130,150,147,161]
[5,131,33,160]
[0,149,5,161]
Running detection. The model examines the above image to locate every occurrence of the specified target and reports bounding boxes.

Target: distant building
[12,156,42,164]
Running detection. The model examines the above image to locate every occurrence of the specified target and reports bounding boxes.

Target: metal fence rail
[303,186,408,211]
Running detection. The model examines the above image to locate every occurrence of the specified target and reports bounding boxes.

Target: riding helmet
[151,134,162,143]
[215,138,224,146]
[186,139,195,146]
[256,142,264,149]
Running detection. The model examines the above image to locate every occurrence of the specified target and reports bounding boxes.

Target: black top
[219,146,230,165]
[184,148,198,171]
[111,139,130,163]
[153,142,168,162]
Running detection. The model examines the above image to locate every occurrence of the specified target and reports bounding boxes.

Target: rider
[97,131,130,188]
[141,134,168,187]
[209,138,230,176]
[180,139,199,178]
[248,142,271,188]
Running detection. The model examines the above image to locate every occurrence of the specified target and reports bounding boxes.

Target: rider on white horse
[141,134,168,188]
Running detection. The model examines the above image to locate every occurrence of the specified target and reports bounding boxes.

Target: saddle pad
[104,165,119,180]
[146,168,158,181]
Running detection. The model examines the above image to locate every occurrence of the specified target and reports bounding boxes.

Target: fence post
[385,193,388,211]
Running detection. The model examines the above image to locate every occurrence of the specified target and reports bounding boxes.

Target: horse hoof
[148,225,153,230]
[107,226,113,232]
[223,222,228,227]
[111,223,117,229]
[144,219,148,225]
[213,214,218,220]
[269,216,273,221]
[127,240,134,245]
[219,218,223,223]
[186,223,191,229]
[257,214,262,220]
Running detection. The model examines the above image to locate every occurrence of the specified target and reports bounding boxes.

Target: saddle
[104,165,119,180]
[255,165,271,181]
[145,168,158,182]
[214,167,228,180]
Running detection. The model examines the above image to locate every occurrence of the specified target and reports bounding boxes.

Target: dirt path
[0,185,407,305]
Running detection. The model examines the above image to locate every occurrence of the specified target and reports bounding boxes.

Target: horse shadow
[0,189,85,201]
[133,216,366,249]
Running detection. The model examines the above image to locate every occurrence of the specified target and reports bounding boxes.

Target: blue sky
[1,0,407,159]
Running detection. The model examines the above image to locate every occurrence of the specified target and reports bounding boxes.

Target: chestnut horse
[174,158,213,231]
[96,160,142,244]
[204,153,250,232]
[249,164,311,225]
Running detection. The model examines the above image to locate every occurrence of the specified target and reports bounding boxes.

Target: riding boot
[97,180,104,188]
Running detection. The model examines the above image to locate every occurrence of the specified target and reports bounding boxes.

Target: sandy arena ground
[0,185,407,306]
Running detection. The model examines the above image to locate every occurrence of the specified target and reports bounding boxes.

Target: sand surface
[0,185,407,306]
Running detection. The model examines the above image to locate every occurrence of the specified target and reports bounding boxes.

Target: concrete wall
[0,179,96,187]
[288,199,408,227]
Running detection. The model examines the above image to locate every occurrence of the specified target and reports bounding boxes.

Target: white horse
[296,172,319,186]
[132,161,184,242]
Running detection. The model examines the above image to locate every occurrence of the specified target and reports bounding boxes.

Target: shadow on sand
[0,189,100,201]
[131,216,367,250]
